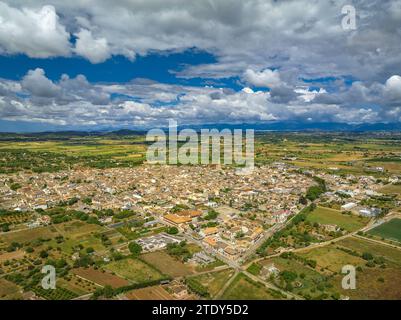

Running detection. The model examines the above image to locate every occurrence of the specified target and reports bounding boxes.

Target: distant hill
[1,121,401,137]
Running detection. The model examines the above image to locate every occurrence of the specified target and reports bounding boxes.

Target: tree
[103,285,114,298]
[1,223,10,232]
[128,242,142,256]
[299,196,308,205]
[39,250,49,258]
[362,252,373,260]
[167,227,179,235]
[25,247,34,253]
[86,247,95,254]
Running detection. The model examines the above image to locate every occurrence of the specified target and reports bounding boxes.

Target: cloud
[243,69,283,88]
[0,0,400,86]
[384,75,401,102]
[0,3,70,57]
[21,68,60,98]
[74,29,111,63]
[1,1,401,127]
[0,69,386,128]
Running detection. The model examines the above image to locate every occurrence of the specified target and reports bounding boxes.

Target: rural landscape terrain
[0,131,400,300]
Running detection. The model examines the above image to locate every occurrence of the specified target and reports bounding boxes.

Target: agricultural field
[0,278,22,300]
[296,236,401,299]
[124,285,174,300]
[337,237,401,266]
[259,255,340,299]
[33,286,79,300]
[0,226,60,246]
[380,184,401,199]
[0,135,146,174]
[141,251,194,277]
[0,249,25,263]
[72,267,130,288]
[54,221,105,239]
[306,206,369,232]
[50,221,108,254]
[57,274,99,296]
[0,212,32,225]
[367,218,401,243]
[103,257,165,284]
[298,246,366,274]
[187,268,235,298]
[221,273,285,300]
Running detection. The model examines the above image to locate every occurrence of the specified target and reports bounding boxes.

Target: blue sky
[0,50,218,85]
[0,0,401,132]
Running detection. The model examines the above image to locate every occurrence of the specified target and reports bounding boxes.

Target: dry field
[141,251,193,277]
[72,267,130,288]
[124,285,174,300]
[0,249,25,262]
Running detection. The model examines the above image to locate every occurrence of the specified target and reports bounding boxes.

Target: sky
[0,0,401,132]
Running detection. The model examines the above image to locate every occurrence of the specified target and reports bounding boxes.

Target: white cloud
[0,3,70,57]
[1,1,401,127]
[243,69,283,88]
[74,28,111,63]
[384,75,401,101]
[0,0,400,85]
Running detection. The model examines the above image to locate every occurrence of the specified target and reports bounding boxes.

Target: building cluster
[0,163,390,263]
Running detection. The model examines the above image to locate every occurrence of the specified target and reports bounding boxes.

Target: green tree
[128,242,142,256]
[167,227,179,235]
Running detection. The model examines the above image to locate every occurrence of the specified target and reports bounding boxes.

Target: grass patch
[141,250,193,277]
[368,218,401,243]
[221,273,284,300]
[188,269,235,298]
[104,257,164,284]
[246,263,262,276]
[306,206,368,231]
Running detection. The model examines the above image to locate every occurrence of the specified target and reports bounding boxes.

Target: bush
[186,278,209,297]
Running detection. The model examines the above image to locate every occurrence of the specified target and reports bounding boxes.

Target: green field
[187,268,235,298]
[0,226,60,245]
[298,245,365,273]
[221,273,285,300]
[306,206,368,232]
[331,237,401,299]
[259,255,340,299]
[367,218,401,243]
[104,257,165,284]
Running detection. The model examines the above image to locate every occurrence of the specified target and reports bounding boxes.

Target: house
[203,236,217,247]
[260,263,280,278]
[192,252,215,264]
[199,226,219,237]
[341,202,357,211]
[171,284,188,299]
[322,224,340,233]
[164,214,192,226]
[224,246,237,256]
[175,209,202,218]
[359,208,381,217]
[37,215,51,225]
